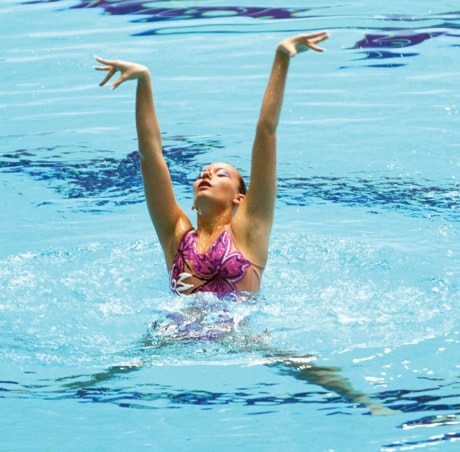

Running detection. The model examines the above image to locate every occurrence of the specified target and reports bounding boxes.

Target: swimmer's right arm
[95,57,191,261]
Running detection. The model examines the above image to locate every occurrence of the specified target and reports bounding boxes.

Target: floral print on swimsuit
[170,229,251,295]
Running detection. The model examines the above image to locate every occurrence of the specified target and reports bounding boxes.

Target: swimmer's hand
[94,56,149,89]
[277,31,329,57]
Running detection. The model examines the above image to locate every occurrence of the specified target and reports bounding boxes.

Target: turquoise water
[1,0,459,450]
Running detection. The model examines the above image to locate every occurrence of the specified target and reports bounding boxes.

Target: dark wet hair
[236,172,247,195]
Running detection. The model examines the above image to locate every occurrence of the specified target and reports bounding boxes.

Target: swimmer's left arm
[236,32,329,264]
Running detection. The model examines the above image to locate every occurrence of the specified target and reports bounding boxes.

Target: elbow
[256,119,278,135]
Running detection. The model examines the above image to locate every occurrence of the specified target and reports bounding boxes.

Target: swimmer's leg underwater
[264,355,398,415]
[56,329,396,415]
[45,329,396,415]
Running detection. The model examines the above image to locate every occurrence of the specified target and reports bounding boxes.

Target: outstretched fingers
[97,68,116,87]
[94,56,122,88]
[278,31,329,57]
[94,56,115,86]
[94,56,149,89]
[305,32,329,52]
[305,41,325,53]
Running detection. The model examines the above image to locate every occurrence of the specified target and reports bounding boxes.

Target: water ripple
[0,141,457,220]
[20,1,460,70]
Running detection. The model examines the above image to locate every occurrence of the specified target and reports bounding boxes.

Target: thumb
[286,43,297,57]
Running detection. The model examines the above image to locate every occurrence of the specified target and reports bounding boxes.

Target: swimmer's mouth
[198,181,212,189]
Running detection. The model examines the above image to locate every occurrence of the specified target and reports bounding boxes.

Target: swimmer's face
[193,162,246,207]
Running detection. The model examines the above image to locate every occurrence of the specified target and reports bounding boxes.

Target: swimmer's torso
[170,228,263,295]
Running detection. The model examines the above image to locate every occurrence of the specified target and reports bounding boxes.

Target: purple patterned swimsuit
[170,228,263,295]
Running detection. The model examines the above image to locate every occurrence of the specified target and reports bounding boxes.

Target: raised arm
[234,32,329,265]
[95,57,191,264]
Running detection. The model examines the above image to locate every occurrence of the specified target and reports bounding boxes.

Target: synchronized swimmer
[94,32,400,415]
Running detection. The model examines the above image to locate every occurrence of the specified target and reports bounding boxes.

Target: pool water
[1,0,459,450]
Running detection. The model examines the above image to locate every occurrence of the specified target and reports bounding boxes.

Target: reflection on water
[0,359,458,418]
[383,432,460,450]
[278,175,458,221]
[0,136,220,212]
[353,32,445,49]
[30,2,317,21]
[21,0,460,68]
[1,144,457,220]
[1,366,457,447]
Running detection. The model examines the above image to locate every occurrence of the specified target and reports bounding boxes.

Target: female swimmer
[94,33,399,415]
[95,32,329,296]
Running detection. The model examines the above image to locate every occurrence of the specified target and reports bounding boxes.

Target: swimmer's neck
[196,213,231,237]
